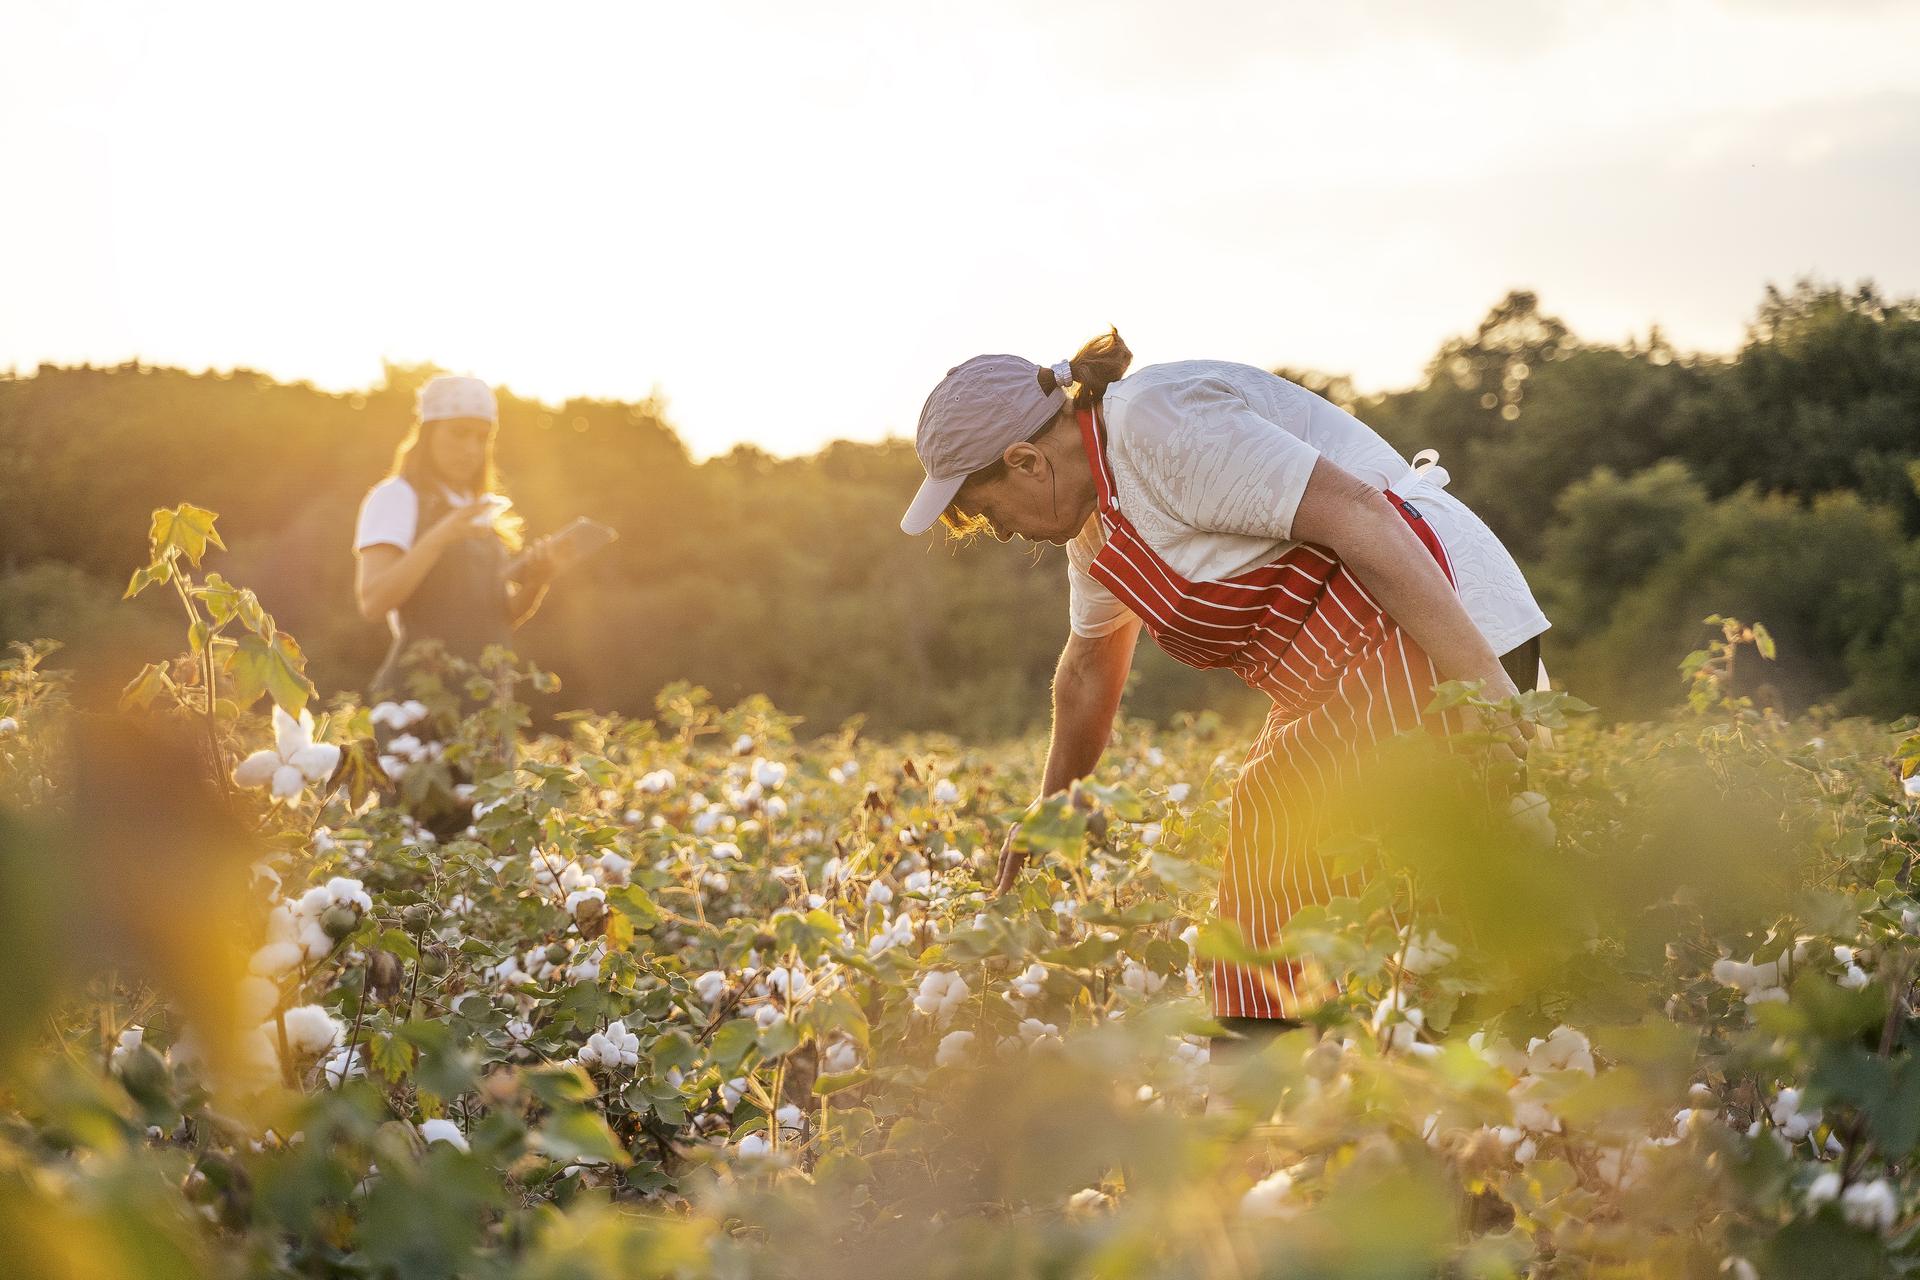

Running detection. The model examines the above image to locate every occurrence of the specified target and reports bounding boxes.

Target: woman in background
[353,374,556,697]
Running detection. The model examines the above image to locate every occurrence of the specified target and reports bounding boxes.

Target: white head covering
[418,375,497,424]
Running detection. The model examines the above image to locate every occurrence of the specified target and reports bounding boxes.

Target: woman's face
[426,418,494,491]
[950,431,1096,546]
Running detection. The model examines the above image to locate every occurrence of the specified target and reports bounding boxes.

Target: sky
[3,0,1917,458]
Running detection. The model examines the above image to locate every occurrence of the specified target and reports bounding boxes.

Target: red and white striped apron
[1076,405,1459,1019]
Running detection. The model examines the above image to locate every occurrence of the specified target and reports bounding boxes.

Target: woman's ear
[1004,441,1047,477]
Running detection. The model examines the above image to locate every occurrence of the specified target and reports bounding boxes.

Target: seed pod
[366,949,404,1001]
[320,903,361,940]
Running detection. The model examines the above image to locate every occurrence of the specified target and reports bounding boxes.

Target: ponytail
[1035,328,1133,409]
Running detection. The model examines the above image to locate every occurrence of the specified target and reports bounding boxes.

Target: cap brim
[900,474,967,535]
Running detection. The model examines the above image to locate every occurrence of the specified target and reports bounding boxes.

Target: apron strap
[1076,406,1123,518]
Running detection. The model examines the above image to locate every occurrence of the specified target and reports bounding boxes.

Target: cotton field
[2,509,1919,1279]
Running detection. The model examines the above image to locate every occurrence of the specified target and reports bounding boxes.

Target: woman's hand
[424,499,505,549]
[993,823,1026,896]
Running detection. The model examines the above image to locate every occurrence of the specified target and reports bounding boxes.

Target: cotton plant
[232,704,341,802]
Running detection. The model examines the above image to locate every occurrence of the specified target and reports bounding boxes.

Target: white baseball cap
[901,355,1067,535]
[418,375,497,424]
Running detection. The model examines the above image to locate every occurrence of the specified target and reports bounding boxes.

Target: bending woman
[353,375,556,697]
[899,333,1549,1032]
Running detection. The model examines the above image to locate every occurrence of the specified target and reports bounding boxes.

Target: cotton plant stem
[171,570,232,805]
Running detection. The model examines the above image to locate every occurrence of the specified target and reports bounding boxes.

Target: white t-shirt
[1066,360,1550,657]
[354,477,483,553]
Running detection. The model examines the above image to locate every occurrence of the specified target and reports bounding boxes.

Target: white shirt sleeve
[355,477,419,552]
[1065,519,1136,639]
[1113,375,1322,541]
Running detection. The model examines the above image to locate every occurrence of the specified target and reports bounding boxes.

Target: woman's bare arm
[996,616,1142,893]
[354,499,496,621]
[1289,455,1519,702]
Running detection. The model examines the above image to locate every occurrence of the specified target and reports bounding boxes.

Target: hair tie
[1048,360,1074,390]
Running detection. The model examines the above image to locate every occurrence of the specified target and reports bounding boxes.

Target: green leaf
[123,559,174,600]
[377,928,420,964]
[535,1109,631,1168]
[149,504,226,567]
[118,662,174,711]
[608,885,661,928]
[368,1033,416,1083]
[813,1069,870,1096]
[227,631,315,713]
[708,1019,759,1070]
[1149,852,1219,893]
[525,1064,598,1108]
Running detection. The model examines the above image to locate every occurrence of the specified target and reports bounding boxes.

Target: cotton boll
[1166,783,1191,805]
[322,1044,366,1086]
[1008,963,1048,1003]
[1525,1026,1596,1077]
[935,1030,975,1067]
[418,1118,469,1153]
[1400,930,1459,975]
[290,741,341,782]
[931,779,960,805]
[720,1077,749,1110]
[110,1026,145,1071]
[753,758,788,790]
[249,941,303,978]
[270,765,306,800]
[1139,823,1162,847]
[1066,1187,1113,1216]
[279,1005,342,1058]
[233,750,282,789]
[1240,1170,1295,1219]
[237,975,279,1022]
[1841,1178,1900,1232]
[766,965,809,1001]
[1807,1170,1842,1209]
[775,1104,805,1135]
[1769,1088,1823,1141]
[693,970,729,1005]
[822,1038,859,1075]
[735,1132,771,1158]
[1840,964,1871,990]
[753,1004,785,1030]
[866,881,894,907]
[1508,790,1556,846]
[732,734,755,756]
[1119,957,1167,997]
[913,970,970,1026]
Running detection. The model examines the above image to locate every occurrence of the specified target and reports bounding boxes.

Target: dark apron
[368,530,515,699]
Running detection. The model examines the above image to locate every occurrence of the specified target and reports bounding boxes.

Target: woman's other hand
[517,536,560,590]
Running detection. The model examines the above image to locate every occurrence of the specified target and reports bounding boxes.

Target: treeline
[3,279,1917,737]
